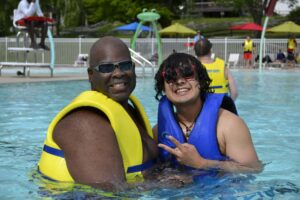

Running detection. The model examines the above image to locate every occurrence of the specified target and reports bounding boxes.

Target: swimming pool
[0,70,299,199]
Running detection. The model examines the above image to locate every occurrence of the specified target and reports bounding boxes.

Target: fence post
[263,37,266,68]
[187,37,190,54]
[79,37,82,55]
[259,16,269,71]
[5,37,8,62]
[224,37,227,63]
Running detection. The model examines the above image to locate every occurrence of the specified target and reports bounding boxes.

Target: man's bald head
[87,36,136,104]
[89,36,131,67]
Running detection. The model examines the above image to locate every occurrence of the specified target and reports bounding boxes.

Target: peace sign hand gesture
[158,135,208,169]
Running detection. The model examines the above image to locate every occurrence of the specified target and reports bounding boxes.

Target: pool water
[0,70,300,199]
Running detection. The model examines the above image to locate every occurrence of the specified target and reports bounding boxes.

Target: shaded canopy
[115,22,152,32]
[267,21,300,33]
[229,22,263,31]
[159,23,197,37]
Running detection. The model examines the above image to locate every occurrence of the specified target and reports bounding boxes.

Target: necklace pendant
[178,119,195,139]
[185,128,191,138]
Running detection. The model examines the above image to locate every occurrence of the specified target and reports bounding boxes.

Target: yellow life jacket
[38,91,153,183]
[244,40,253,52]
[203,57,229,94]
[288,38,296,50]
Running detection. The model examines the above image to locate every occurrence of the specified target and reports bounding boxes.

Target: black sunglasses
[93,60,134,73]
[162,65,195,84]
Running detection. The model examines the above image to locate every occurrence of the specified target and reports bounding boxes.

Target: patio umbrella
[229,22,263,31]
[115,22,152,32]
[267,21,300,33]
[159,23,197,37]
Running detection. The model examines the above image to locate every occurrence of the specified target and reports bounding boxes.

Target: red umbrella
[229,22,263,31]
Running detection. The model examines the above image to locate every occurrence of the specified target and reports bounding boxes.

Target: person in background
[287,34,297,64]
[194,30,204,43]
[14,0,49,50]
[242,36,255,68]
[37,36,159,191]
[194,38,238,101]
[276,49,286,63]
[153,52,262,173]
[295,53,300,64]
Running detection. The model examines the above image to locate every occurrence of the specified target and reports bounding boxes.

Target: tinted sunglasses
[162,65,195,84]
[93,60,134,73]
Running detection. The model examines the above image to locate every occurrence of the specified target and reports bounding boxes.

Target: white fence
[0,37,294,68]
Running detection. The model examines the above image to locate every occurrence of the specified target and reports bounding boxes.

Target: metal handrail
[129,48,155,67]
[129,48,155,77]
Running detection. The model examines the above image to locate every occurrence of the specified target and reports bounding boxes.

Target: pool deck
[0,66,299,84]
[0,65,159,84]
[0,66,88,84]
[0,75,88,84]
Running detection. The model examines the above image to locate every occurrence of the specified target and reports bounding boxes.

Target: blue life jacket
[158,94,228,166]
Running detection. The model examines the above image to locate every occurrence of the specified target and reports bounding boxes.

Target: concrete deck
[0,66,158,84]
[0,66,88,84]
[0,75,88,84]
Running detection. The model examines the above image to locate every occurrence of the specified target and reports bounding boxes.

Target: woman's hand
[158,135,208,169]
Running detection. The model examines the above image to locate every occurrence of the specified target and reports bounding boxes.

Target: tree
[0,0,19,36]
[0,0,185,36]
[41,0,86,35]
[83,0,177,26]
[287,6,300,24]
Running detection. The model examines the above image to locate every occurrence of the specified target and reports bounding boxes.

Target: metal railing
[0,37,295,69]
[129,48,155,77]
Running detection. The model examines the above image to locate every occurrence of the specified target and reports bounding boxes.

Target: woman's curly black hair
[154,52,213,101]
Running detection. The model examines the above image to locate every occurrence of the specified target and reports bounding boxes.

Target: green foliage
[0,0,184,36]
[83,0,137,23]
[1,0,296,38]
[83,0,175,28]
[0,0,19,36]
[63,0,84,27]
[287,6,300,24]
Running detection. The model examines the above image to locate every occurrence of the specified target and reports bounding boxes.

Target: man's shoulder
[59,107,109,129]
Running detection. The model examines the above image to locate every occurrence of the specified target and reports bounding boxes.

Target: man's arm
[35,0,44,16]
[152,124,158,143]
[53,107,126,190]
[225,68,238,101]
[19,0,37,17]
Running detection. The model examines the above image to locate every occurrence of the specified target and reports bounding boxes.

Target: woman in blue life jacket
[152,53,262,173]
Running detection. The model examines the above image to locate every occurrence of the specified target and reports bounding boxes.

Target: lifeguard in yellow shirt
[243,36,255,68]
[287,34,297,62]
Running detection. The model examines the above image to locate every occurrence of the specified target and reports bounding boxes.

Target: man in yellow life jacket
[287,34,297,63]
[194,38,238,102]
[37,36,159,191]
[242,36,254,68]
